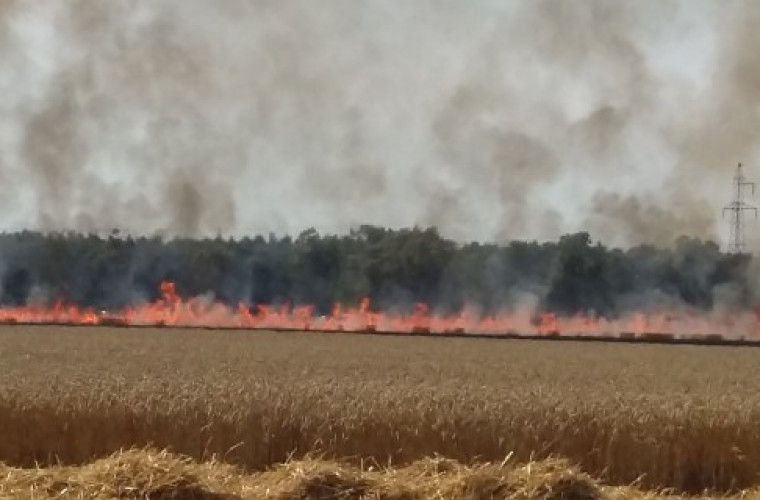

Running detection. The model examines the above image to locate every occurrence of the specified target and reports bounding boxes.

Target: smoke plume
[0,1,757,248]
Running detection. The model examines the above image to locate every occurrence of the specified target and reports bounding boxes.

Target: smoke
[586,193,715,247]
[0,1,758,247]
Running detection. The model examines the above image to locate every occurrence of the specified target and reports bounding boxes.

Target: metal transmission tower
[723,162,757,254]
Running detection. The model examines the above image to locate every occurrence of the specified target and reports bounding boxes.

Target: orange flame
[0,281,756,340]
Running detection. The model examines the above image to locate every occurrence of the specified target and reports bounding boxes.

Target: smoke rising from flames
[0,1,757,247]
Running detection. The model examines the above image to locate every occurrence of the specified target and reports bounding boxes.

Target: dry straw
[0,447,662,499]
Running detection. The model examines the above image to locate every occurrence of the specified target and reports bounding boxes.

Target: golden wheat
[0,325,759,494]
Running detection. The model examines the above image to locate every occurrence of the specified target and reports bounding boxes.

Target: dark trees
[0,228,751,318]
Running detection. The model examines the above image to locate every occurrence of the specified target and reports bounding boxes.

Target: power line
[723,162,757,254]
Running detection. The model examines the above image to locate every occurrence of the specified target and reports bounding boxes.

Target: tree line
[0,227,754,317]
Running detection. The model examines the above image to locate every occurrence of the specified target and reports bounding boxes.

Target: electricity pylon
[723,162,757,254]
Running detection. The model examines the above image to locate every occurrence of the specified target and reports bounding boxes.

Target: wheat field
[1,326,759,497]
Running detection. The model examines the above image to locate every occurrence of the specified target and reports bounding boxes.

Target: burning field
[2,325,760,498]
[8,1,760,497]
[1,280,758,344]
[0,231,754,500]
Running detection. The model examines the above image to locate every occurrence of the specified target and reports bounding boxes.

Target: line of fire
[0,163,757,347]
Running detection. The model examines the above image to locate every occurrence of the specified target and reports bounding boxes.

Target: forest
[0,227,753,318]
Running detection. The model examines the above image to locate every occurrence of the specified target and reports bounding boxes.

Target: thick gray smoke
[0,1,757,247]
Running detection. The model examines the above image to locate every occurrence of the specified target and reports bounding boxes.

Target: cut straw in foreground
[0,447,740,500]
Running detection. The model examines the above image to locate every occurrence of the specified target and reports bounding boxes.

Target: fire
[0,281,756,340]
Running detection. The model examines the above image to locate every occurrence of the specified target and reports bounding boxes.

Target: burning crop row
[0,281,757,341]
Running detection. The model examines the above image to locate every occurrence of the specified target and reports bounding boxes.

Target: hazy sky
[1,1,758,248]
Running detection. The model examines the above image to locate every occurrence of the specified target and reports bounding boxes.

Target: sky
[0,1,758,249]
